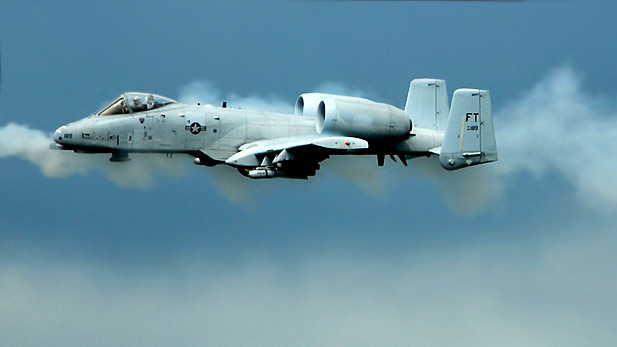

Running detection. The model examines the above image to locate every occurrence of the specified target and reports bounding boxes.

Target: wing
[224,135,369,179]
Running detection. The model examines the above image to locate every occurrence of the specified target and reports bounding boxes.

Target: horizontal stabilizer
[428,147,441,155]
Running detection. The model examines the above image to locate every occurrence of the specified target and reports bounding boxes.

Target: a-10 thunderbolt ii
[53,79,497,179]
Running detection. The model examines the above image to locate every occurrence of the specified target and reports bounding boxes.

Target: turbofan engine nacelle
[295,93,410,139]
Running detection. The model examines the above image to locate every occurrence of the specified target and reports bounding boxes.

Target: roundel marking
[190,122,203,135]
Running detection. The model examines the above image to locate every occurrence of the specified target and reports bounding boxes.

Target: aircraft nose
[54,126,66,143]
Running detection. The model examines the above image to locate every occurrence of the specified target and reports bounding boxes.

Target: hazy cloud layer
[2,225,615,346]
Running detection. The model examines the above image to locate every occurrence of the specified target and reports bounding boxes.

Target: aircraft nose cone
[54,126,65,143]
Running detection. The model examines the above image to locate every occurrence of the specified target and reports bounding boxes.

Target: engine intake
[295,93,410,139]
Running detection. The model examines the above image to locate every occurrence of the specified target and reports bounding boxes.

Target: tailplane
[439,89,498,170]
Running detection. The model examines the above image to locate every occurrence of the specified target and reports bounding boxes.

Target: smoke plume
[496,66,617,213]
[2,66,615,213]
[178,81,294,114]
[0,123,187,188]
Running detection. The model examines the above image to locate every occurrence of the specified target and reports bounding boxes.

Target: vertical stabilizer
[439,89,497,170]
[404,78,449,130]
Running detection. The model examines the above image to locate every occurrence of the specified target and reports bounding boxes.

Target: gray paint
[53,82,498,179]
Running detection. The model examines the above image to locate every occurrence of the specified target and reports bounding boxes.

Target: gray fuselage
[54,102,443,163]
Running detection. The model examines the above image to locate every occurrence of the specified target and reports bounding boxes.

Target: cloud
[1,225,616,346]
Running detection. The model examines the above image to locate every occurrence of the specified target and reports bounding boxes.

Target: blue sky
[1,1,617,345]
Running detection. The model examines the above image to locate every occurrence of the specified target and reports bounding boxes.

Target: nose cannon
[110,152,131,162]
[50,126,70,150]
[53,124,77,144]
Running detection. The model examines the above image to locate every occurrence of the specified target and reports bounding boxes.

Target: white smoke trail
[338,67,617,215]
[175,80,504,210]
[2,68,615,213]
[178,81,294,114]
[396,65,617,215]
[495,65,617,213]
[313,81,380,99]
[178,80,389,200]
[0,123,187,188]
[0,80,383,198]
[404,156,504,215]
[0,123,89,178]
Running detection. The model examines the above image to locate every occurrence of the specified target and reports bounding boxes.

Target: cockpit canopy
[97,92,177,116]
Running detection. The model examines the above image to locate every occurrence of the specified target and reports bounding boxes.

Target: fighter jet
[52,79,497,179]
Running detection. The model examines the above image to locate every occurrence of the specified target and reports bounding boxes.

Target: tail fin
[404,78,449,131]
[439,89,498,170]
